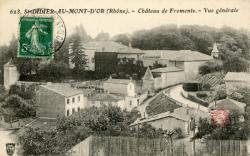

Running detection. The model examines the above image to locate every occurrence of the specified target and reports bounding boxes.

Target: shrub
[197,92,208,98]
[199,61,223,75]
[202,83,211,91]
[183,83,200,92]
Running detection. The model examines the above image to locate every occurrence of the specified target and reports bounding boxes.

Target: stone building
[4,59,20,90]
[102,78,148,111]
[142,50,213,80]
[209,98,246,114]
[130,107,209,135]
[37,83,87,118]
[103,77,136,97]
[69,41,144,72]
[142,67,185,91]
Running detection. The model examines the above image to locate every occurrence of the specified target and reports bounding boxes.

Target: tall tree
[70,34,88,72]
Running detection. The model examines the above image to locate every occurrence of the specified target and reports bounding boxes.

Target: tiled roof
[118,47,144,54]
[104,79,133,85]
[142,67,154,80]
[151,67,183,73]
[4,58,16,67]
[224,72,250,82]
[40,83,84,97]
[209,98,246,111]
[83,41,144,54]
[83,41,127,51]
[143,50,213,61]
[88,93,124,101]
[130,107,209,126]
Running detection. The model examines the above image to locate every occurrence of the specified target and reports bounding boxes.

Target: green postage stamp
[18,16,54,58]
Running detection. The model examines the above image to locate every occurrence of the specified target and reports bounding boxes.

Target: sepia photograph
[0,0,250,155]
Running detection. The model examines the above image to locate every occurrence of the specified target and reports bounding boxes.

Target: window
[78,107,80,112]
[67,99,70,104]
[72,108,75,114]
[78,96,80,102]
[67,110,70,116]
[72,97,75,103]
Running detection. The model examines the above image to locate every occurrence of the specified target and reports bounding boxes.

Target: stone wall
[37,87,65,118]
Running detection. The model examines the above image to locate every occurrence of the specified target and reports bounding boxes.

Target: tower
[211,43,219,59]
[4,59,20,90]
[142,67,155,92]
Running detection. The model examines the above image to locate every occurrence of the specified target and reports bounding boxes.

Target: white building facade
[4,59,20,90]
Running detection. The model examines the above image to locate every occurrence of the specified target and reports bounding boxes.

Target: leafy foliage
[194,112,249,140]
[223,56,249,72]
[37,61,70,82]
[69,34,88,72]
[19,105,164,155]
[114,58,146,80]
[2,94,35,119]
[199,61,223,75]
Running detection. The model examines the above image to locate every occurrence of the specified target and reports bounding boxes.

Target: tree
[223,56,249,72]
[152,61,166,69]
[37,61,70,82]
[214,84,227,100]
[20,105,165,155]
[9,84,36,100]
[116,58,146,80]
[54,38,70,64]
[70,34,88,73]
[2,95,35,124]
[199,61,223,75]
[20,128,59,155]
[194,112,249,140]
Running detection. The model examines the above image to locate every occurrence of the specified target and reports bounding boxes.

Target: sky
[0,0,250,46]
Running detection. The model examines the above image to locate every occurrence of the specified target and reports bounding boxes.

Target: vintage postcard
[0,0,249,155]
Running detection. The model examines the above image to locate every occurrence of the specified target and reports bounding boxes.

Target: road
[137,84,209,118]
[169,85,209,112]
[0,129,18,156]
